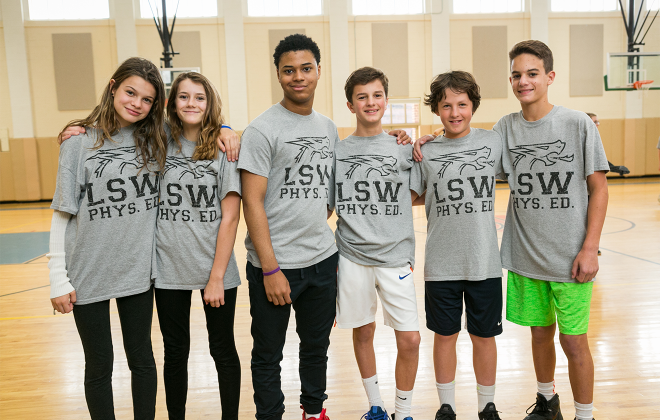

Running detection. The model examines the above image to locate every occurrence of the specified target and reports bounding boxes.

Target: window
[647,0,660,10]
[247,0,323,17]
[28,0,109,20]
[140,0,217,19]
[382,98,421,140]
[453,0,524,14]
[551,0,618,12]
[353,0,425,15]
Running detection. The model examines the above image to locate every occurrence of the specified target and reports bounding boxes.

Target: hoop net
[633,80,654,90]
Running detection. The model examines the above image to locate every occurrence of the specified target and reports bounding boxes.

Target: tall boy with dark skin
[498,41,608,420]
[238,35,410,420]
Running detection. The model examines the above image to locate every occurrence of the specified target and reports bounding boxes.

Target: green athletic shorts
[506,271,593,335]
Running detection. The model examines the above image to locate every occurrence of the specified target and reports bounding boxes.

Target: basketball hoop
[633,80,654,90]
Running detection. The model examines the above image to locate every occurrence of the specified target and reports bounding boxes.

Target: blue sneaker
[361,406,389,420]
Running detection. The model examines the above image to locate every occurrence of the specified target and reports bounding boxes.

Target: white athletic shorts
[336,255,419,331]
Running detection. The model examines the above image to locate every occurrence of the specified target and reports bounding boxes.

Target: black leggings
[154,287,240,420]
[72,287,157,420]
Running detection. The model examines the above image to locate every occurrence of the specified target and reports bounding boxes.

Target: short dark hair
[424,71,481,114]
[508,40,554,73]
[344,67,389,103]
[273,34,321,68]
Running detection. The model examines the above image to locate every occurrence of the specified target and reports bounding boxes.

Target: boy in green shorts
[494,41,609,420]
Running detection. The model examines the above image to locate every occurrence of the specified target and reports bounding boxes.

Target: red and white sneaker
[301,405,329,420]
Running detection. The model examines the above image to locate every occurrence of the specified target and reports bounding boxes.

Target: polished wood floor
[1,177,659,419]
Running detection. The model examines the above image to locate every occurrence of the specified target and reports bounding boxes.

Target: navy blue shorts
[425,278,503,338]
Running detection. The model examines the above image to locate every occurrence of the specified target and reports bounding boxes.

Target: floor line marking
[599,248,660,266]
[23,253,47,264]
[0,206,52,212]
[0,217,52,234]
[0,284,49,298]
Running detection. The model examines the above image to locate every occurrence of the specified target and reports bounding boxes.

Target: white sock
[362,374,385,410]
[477,383,496,412]
[537,380,555,401]
[305,413,321,419]
[574,401,593,420]
[394,388,413,419]
[436,381,456,411]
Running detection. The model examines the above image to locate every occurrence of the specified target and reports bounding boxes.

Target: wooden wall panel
[36,137,59,200]
[9,138,41,201]
[599,118,624,168]
[372,23,409,97]
[0,152,16,201]
[645,118,660,175]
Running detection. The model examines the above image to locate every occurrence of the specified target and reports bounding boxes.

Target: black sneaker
[435,404,456,420]
[523,393,563,419]
[479,402,501,420]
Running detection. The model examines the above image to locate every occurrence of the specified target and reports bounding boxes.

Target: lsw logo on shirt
[286,136,333,163]
[86,147,147,178]
[337,154,398,179]
[509,140,574,169]
[162,156,218,180]
[430,146,495,178]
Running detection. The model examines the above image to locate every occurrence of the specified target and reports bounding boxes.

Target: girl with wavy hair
[49,56,167,419]
[155,71,242,420]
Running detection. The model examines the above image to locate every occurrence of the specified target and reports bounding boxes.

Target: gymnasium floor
[1,177,659,420]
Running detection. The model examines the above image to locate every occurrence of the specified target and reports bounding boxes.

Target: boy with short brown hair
[495,40,609,420]
[333,66,420,420]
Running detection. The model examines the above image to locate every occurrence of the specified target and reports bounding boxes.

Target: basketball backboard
[605,52,660,90]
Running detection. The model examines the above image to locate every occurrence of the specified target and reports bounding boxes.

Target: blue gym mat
[0,232,50,264]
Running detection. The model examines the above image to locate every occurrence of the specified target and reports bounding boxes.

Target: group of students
[48,33,608,420]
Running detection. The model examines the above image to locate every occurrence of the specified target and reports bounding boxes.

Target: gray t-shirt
[51,127,158,304]
[155,136,241,290]
[332,133,415,268]
[237,103,339,269]
[494,106,609,282]
[410,128,503,281]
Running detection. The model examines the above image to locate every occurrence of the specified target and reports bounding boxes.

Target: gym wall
[0,11,659,201]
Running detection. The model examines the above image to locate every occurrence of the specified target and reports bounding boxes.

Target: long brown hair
[60,57,167,170]
[166,72,224,161]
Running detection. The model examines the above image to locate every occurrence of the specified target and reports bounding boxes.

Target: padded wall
[52,33,96,111]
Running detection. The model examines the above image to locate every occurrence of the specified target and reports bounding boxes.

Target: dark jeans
[73,287,157,420]
[247,252,339,420]
[154,287,240,420]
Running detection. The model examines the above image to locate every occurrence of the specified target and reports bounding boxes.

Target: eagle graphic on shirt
[338,155,398,179]
[162,156,218,180]
[286,136,333,163]
[510,140,574,169]
[86,147,144,178]
[430,146,495,178]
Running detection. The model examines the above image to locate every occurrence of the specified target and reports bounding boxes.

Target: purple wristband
[263,266,281,276]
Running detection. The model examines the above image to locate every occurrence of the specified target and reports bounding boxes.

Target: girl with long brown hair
[154,72,242,420]
[48,57,167,419]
